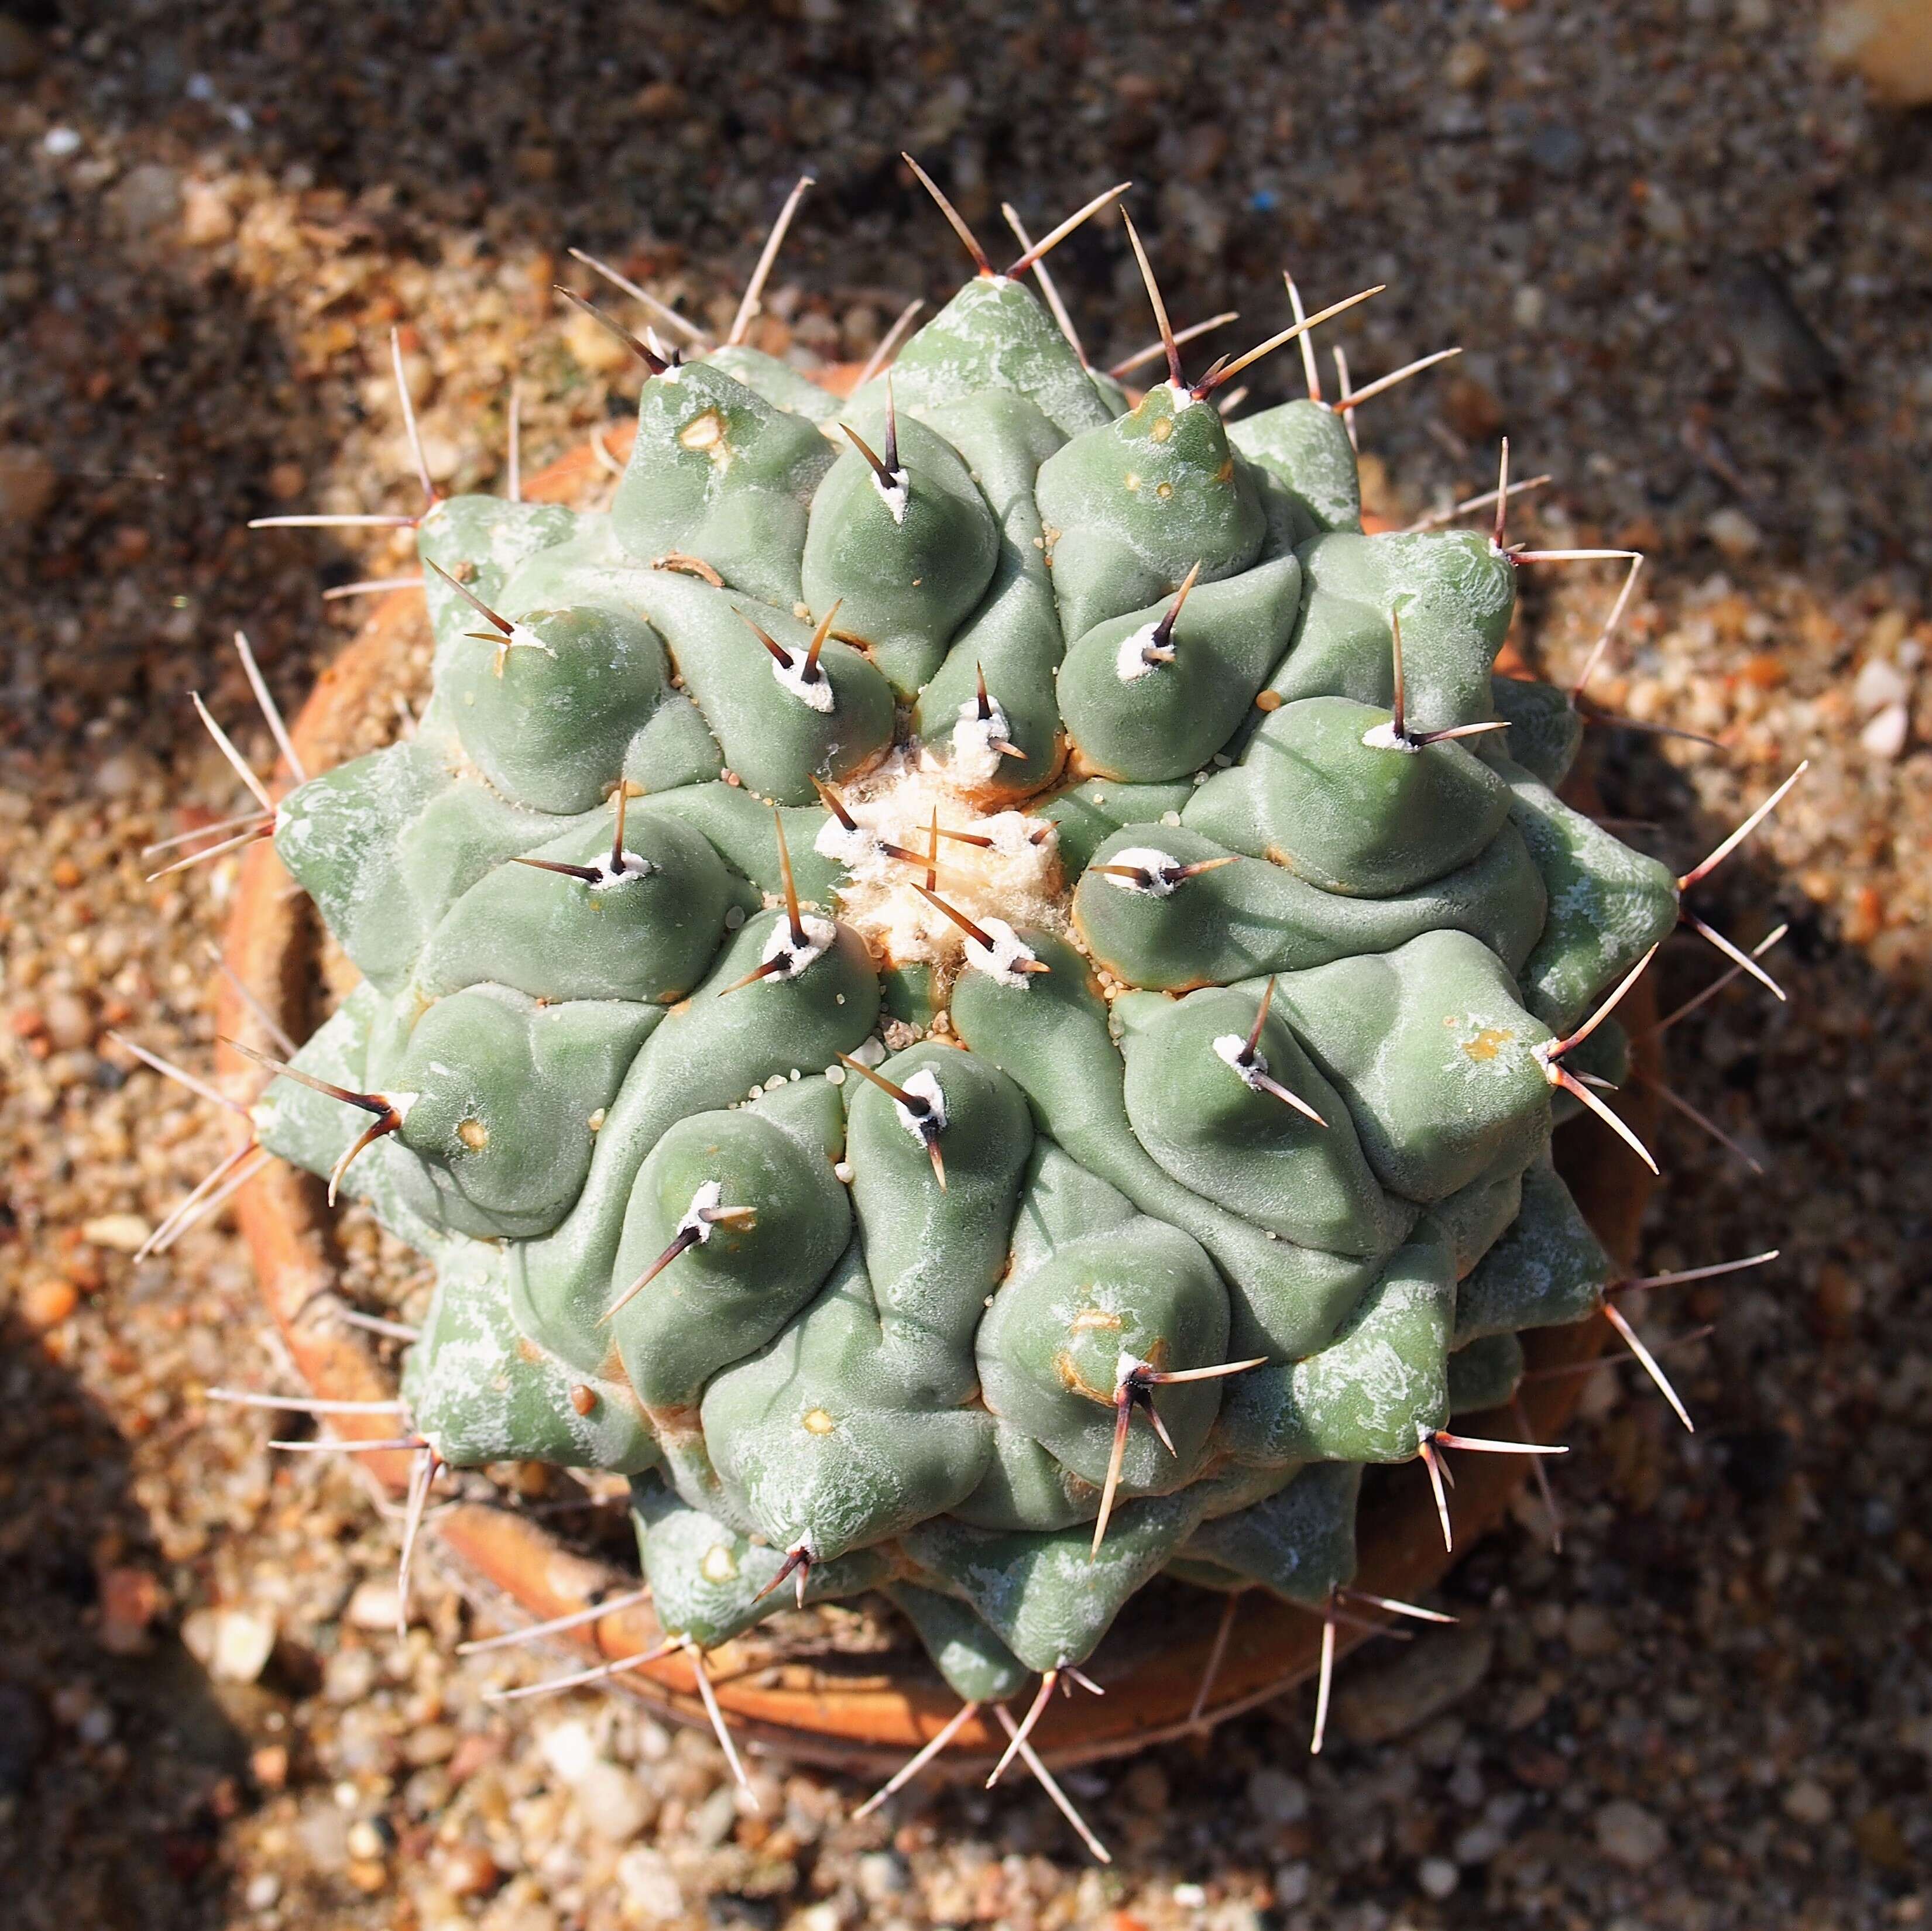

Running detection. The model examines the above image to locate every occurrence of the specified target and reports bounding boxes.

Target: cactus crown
[187,174,1793,1805]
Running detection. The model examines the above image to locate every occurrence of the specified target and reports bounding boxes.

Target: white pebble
[1418,1857,1459,1899]
[1594,1798,1669,1870]
[574,1759,652,1841]
[538,1718,598,1785]
[1861,701,1909,761]
[616,1846,682,1919]
[344,1579,402,1631]
[1704,508,1762,562]
[1852,656,1909,716]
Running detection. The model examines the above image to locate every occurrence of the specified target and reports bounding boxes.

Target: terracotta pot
[217,431,1659,1776]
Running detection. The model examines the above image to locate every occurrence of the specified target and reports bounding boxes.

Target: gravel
[2,5,1929,1929]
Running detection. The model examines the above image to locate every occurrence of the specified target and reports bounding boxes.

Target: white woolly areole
[1157,379,1203,415]
[982,812,1040,859]
[813,816,879,872]
[895,1066,948,1142]
[1361,719,1419,754]
[1114,620,1164,683]
[822,749,1062,978]
[1213,1032,1272,1091]
[1100,846,1181,896]
[675,1179,723,1243]
[871,467,911,526]
[589,851,658,890]
[760,912,836,979]
[965,915,1040,988]
[1114,1349,1149,1393]
[770,654,835,713]
[950,696,1013,784]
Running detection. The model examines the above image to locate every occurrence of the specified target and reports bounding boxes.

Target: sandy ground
[2,3,1930,1927]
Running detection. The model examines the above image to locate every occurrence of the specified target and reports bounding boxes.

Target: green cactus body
[253,257,1675,1696]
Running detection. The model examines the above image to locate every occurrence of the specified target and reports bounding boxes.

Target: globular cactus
[167,166,1800,1834]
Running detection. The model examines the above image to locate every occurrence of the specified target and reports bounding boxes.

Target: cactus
[163,167,1801,1837]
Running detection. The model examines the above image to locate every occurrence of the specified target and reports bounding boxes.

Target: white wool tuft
[826,751,1062,980]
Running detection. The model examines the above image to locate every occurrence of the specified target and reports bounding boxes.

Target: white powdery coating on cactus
[822,749,1063,977]
[770,654,835,712]
[1114,620,1164,683]
[950,696,1014,782]
[1100,847,1182,896]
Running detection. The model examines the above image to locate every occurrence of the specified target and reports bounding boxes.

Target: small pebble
[616,1846,682,1919]
[1783,1778,1834,1826]
[855,1850,910,1902]
[18,1276,78,1330]
[440,1841,503,1899]
[1337,1628,1494,1746]
[1853,656,1910,716]
[345,1579,403,1630]
[1595,1799,1669,1870]
[1705,508,1763,562]
[574,1759,653,1841]
[80,1213,150,1253]
[1861,702,1909,760]
[1418,1856,1459,1899]
[1247,1766,1309,1825]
